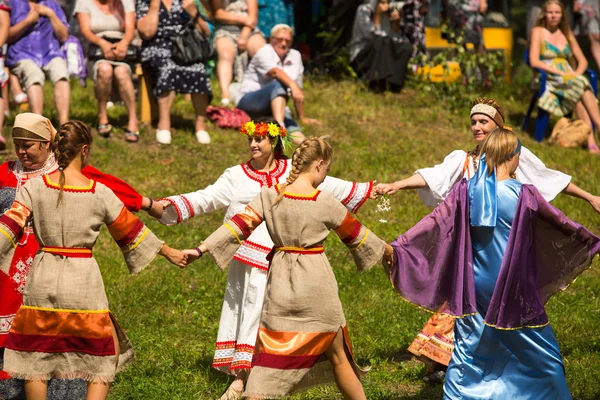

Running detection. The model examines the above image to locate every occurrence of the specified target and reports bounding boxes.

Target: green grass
[3,76,600,399]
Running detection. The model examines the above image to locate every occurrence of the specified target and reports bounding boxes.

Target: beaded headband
[470,103,504,127]
[240,121,295,156]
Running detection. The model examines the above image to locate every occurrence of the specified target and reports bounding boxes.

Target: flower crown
[240,121,295,156]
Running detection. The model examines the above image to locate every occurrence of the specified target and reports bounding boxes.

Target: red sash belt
[41,246,92,258]
[275,246,324,254]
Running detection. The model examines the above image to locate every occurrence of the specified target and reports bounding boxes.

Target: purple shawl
[389,179,600,329]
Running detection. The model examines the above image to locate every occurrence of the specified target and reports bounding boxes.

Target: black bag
[170,18,215,66]
[87,37,140,63]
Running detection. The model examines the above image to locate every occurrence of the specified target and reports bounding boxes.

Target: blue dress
[444,179,572,400]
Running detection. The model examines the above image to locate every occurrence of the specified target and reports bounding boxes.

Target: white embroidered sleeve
[318,176,374,214]
[415,150,468,207]
[159,168,235,225]
[516,146,571,202]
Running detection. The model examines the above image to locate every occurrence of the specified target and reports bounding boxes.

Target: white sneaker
[195,130,210,144]
[220,98,230,106]
[156,129,172,144]
[13,92,27,104]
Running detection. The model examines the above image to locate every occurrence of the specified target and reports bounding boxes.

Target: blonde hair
[274,137,332,204]
[270,24,294,39]
[478,128,520,176]
[535,0,573,41]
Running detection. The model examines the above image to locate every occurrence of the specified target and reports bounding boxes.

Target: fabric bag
[206,106,251,129]
[87,37,140,63]
[171,17,215,66]
[549,117,590,148]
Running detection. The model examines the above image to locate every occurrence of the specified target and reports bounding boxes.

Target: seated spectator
[236,24,318,143]
[530,0,600,153]
[75,0,139,142]
[256,0,294,37]
[137,0,212,145]
[349,0,413,92]
[211,0,265,105]
[7,0,70,126]
[574,0,600,69]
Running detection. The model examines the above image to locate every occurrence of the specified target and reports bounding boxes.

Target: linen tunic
[158,157,373,373]
[204,186,386,398]
[0,176,163,382]
[410,146,572,366]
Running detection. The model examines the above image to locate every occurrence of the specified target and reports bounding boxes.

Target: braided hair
[51,121,94,206]
[274,137,332,204]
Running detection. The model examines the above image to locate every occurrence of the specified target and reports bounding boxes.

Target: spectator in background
[211,0,265,105]
[0,0,10,151]
[236,24,319,144]
[75,0,140,142]
[349,0,413,92]
[7,0,70,126]
[574,0,600,69]
[257,0,294,37]
[530,0,600,153]
[137,0,212,145]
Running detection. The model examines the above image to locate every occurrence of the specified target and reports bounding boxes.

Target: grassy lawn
[3,74,600,399]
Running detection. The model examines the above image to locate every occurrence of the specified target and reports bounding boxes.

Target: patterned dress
[159,157,373,375]
[204,185,386,398]
[537,39,593,117]
[136,0,212,97]
[0,176,163,382]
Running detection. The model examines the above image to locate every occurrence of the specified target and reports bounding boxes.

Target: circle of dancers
[1,96,600,400]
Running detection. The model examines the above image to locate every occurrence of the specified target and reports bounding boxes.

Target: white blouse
[416,146,572,207]
[159,158,373,270]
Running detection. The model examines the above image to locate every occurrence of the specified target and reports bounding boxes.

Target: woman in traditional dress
[186,137,390,399]
[376,96,600,379]
[530,0,600,152]
[0,113,162,399]
[385,128,600,398]
[0,121,187,400]
[152,119,375,399]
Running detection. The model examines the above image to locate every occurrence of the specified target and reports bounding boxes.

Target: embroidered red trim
[352,181,374,213]
[181,196,195,218]
[241,240,272,253]
[341,182,357,206]
[240,158,287,187]
[42,175,96,193]
[233,254,270,271]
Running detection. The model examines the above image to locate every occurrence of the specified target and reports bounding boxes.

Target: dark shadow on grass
[195,355,232,386]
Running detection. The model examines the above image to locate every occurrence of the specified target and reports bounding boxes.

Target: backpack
[549,118,590,148]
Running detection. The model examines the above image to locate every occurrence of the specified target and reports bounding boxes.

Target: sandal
[125,130,140,143]
[98,124,113,138]
[219,382,243,400]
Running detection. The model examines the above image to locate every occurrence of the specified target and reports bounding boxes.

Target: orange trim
[255,327,336,356]
[10,307,113,339]
[107,206,141,241]
[41,246,92,258]
[335,212,362,243]
[3,200,31,228]
[274,184,321,201]
[42,174,96,193]
[275,246,324,254]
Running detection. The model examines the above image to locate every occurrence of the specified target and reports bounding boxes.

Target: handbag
[206,106,251,129]
[87,37,140,63]
[170,17,215,66]
[549,117,590,148]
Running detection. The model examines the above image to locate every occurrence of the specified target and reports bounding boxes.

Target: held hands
[145,199,170,219]
[26,4,40,24]
[183,248,202,264]
[36,4,55,17]
[375,182,401,196]
[99,39,116,60]
[160,245,188,268]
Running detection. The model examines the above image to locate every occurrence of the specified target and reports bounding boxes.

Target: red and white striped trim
[233,240,272,271]
[342,181,373,213]
[160,195,195,224]
[240,158,288,188]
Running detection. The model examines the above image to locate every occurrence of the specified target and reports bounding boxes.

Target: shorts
[12,57,69,90]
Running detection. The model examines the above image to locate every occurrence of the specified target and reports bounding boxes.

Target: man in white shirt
[236,24,319,141]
